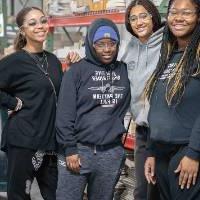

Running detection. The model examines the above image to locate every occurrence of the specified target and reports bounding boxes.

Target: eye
[140,13,149,19]
[95,43,104,48]
[183,10,193,16]
[129,15,137,22]
[108,41,117,47]
[40,17,48,24]
[28,20,37,26]
[169,10,177,15]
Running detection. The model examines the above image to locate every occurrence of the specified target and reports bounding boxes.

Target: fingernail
[181,186,184,190]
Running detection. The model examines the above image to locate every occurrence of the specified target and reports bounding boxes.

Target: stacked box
[46,0,73,16]
[106,0,126,10]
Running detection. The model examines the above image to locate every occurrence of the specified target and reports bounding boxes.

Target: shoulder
[116,60,127,68]
[45,51,61,63]
[68,58,90,72]
[0,51,25,67]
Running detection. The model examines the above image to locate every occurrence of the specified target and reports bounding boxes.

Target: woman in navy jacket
[56,18,130,200]
[145,0,200,199]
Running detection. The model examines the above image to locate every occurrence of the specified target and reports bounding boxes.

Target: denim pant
[56,144,125,200]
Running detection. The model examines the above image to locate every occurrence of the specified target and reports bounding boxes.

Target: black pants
[134,126,160,200]
[7,145,57,200]
[154,143,200,200]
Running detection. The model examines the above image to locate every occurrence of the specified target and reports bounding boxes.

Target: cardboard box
[88,0,108,11]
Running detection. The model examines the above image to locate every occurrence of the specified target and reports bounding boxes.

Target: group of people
[0,0,199,199]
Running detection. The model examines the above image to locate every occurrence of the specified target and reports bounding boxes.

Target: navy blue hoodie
[149,50,200,160]
[56,18,131,156]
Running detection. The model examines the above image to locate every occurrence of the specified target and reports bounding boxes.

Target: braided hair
[125,0,162,37]
[145,0,200,106]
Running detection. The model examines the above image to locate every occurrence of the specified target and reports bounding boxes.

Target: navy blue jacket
[149,50,200,160]
[56,19,130,156]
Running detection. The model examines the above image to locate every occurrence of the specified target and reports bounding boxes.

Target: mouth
[172,24,186,31]
[136,27,147,33]
[35,31,47,36]
[102,55,112,59]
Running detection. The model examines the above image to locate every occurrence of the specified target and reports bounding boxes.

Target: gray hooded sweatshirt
[121,27,163,126]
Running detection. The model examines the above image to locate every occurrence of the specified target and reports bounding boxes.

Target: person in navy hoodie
[144,0,200,199]
[56,18,130,200]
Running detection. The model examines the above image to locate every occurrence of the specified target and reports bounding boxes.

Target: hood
[130,26,164,48]
[121,26,164,125]
[85,18,120,68]
[122,26,164,69]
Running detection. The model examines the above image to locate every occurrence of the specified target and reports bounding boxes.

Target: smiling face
[21,9,49,46]
[129,5,153,43]
[93,38,117,64]
[167,0,199,44]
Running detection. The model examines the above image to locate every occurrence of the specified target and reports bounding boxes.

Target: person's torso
[149,50,200,143]
[72,59,130,145]
[1,50,62,151]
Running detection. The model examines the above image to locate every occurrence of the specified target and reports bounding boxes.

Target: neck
[177,38,190,51]
[24,43,43,53]
[139,37,149,44]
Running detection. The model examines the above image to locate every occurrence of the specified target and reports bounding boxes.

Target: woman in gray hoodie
[121,0,163,199]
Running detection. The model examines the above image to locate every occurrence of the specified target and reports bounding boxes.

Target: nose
[174,14,184,22]
[136,18,144,26]
[103,45,110,52]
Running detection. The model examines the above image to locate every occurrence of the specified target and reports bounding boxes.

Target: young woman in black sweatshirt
[56,18,130,200]
[144,0,200,199]
[0,6,80,200]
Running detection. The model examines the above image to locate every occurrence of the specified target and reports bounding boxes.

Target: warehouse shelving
[48,10,125,27]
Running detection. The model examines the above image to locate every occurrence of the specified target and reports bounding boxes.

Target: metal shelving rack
[48,10,125,27]
[46,10,125,52]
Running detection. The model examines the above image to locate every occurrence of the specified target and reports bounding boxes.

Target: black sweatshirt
[56,19,131,156]
[149,50,200,159]
[0,50,63,152]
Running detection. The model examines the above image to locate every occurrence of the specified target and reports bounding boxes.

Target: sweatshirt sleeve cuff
[65,146,78,157]
[8,96,18,110]
[186,147,200,160]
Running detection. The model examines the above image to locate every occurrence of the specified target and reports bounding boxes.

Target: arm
[56,68,78,156]
[0,57,19,110]
[174,115,200,190]
[56,67,81,172]
[0,89,18,110]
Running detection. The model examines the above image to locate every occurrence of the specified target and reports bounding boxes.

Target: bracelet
[14,97,23,111]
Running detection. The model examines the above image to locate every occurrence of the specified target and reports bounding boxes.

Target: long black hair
[125,0,162,37]
[145,0,200,106]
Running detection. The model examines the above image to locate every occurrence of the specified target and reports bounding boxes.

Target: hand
[66,51,81,65]
[8,110,14,117]
[174,156,199,189]
[66,154,81,173]
[145,156,156,184]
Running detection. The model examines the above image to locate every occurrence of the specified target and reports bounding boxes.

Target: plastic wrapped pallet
[47,0,73,16]
[106,0,126,10]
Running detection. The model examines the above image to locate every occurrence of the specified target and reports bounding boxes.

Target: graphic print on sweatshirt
[88,70,125,107]
[159,62,177,80]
